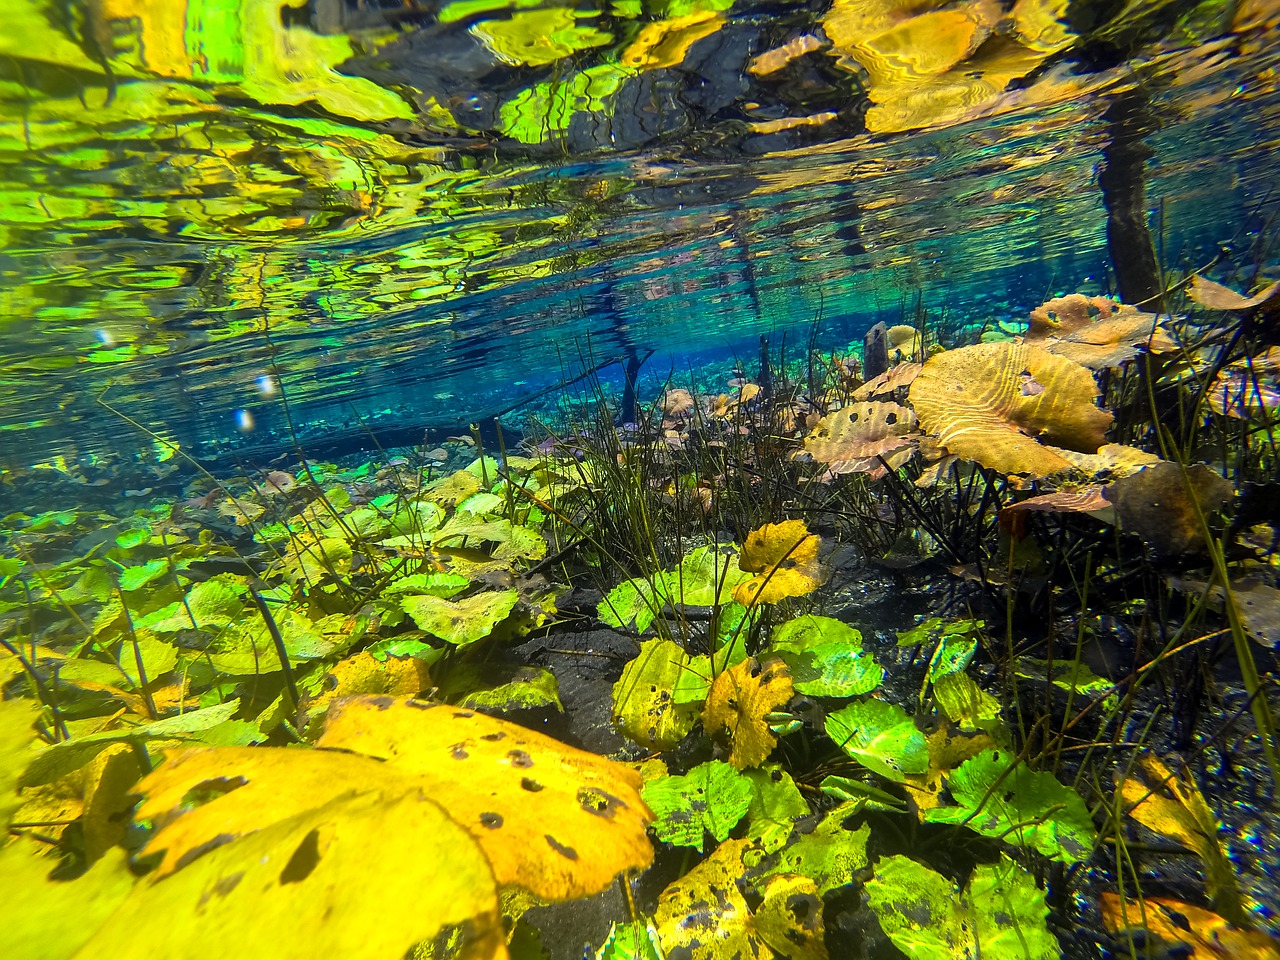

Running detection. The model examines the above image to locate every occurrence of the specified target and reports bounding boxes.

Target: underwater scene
[2,0,1280,958]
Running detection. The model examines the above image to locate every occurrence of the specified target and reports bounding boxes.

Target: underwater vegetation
[1,264,1279,959]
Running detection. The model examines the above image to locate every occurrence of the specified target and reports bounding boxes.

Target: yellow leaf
[621,10,726,69]
[318,696,654,901]
[654,839,827,960]
[1118,754,1245,925]
[612,638,704,750]
[90,790,506,960]
[733,520,827,606]
[1,697,41,827]
[903,725,994,814]
[0,841,135,960]
[703,658,794,769]
[1101,894,1280,960]
[1026,294,1175,370]
[299,651,431,732]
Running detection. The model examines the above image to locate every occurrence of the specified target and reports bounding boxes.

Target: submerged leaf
[613,639,704,750]
[825,699,928,783]
[734,520,827,606]
[909,342,1112,478]
[866,854,1058,960]
[1104,462,1234,555]
[702,657,794,769]
[1026,294,1174,369]
[1100,894,1280,960]
[923,748,1095,863]
[770,615,883,698]
[642,760,754,852]
[400,589,519,646]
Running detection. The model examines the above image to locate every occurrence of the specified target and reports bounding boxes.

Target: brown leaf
[1027,295,1175,369]
[1188,275,1280,312]
[703,658,794,769]
[1101,894,1280,960]
[804,401,918,477]
[1104,462,1234,555]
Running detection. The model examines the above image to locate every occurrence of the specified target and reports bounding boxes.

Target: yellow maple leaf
[703,657,795,769]
[733,520,827,606]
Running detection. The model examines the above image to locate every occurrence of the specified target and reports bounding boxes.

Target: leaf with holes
[703,657,794,769]
[613,639,704,750]
[825,699,928,783]
[923,748,1095,863]
[400,589,519,646]
[654,838,828,960]
[318,696,653,900]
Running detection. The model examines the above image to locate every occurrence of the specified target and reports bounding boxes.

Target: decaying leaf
[613,638,705,750]
[867,854,1058,960]
[654,838,827,960]
[853,362,922,401]
[758,801,870,894]
[299,651,431,731]
[318,696,654,900]
[1207,347,1280,421]
[902,725,995,814]
[909,342,1112,478]
[1104,462,1234,555]
[733,520,827,606]
[1117,754,1244,925]
[1187,274,1280,312]
[1026,294,1174,369]
[703,657,795,769]
[1053,443,1165,480]
[1101,894,1280,960]
[803,401,918,477]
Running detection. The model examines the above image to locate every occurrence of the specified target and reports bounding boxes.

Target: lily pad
[399,589,519,647]
[825,699,928,782]
[923,748,1096,863]
[641,760,754,852]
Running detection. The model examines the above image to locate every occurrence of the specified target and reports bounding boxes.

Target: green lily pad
[117,558,168,592]
[925,634,978,683]
[932,672,1001,732]
[771,615,883,697]
[760,801,870,894]
[595,920,664,960]
[923,748,1096,863]
[661,544,750,606]
[139,576,247,633]
[381,572,471,600]
[641,759,754,851]
[825,699,928,782]
[399,589,519,646]
[744,765,809,852]
[438,662,562,713]
[599,577,663,635]
[866,854,1058,960]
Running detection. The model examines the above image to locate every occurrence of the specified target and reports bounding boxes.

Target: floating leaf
[1118,754,1244,925]
[733,520,827,606]
[642,760,754,852]
[613,639,704,750]
[770,615,883,698]
[1100,894,1280,960]
[866,854,1058,960]
[909,342,1112,478]
[400,589,519,646]
[654,839,827,960]
[703,657,794,769]
[825,699,928,783]
[923,748,1095,863]
[620,10,725,69]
